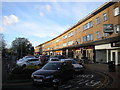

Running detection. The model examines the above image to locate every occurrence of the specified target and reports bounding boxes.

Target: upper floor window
[83,21,93,30]
[77,27,80,33]
[87,34,93,41]
[83,36,87,42]
[63,43,67,47]
[103,13,108,21]
[63,35,67,39]
[56,39,59,42]
[114,7,119,16]
[77,38,80,44]
[103,33,108,37]
[115,24,120,33]
[68,31,74,37]
[96,31,101,39]
[68,41,74,45]
[96,17,100,24]
[83,34,93,42]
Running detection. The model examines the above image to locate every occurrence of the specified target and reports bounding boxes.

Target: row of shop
[43,39,120,65]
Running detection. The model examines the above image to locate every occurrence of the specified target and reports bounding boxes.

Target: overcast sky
[1,0,110,47]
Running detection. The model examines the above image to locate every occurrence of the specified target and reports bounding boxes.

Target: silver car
[16,58,40,67]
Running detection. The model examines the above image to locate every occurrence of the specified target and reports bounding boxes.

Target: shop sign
[103,24,114,33]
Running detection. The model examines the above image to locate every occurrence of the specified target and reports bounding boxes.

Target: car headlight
[45,75,54,79]
[31,74,34,78]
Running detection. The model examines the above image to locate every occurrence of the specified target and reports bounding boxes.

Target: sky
[1,0,110,48]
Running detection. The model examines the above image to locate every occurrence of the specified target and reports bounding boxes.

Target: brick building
[35,1,120,65]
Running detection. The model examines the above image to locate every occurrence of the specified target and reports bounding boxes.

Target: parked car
[60,58,84,74]
[22,56,36,59]
[31,61,75,86]
[16,58,40,67]
[54,55,66,59]
[48,57,60,62]
[39,55,50,66]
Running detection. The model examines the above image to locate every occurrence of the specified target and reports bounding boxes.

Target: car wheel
[38,64,40,66]
[72,73,76,79]
[53,78,62,87]
[22,64,26,67]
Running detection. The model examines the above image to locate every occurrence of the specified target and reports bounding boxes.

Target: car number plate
[34,79,43,82]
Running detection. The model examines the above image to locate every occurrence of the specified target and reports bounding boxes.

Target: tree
[0,34,7,58]
[11,37,34,59]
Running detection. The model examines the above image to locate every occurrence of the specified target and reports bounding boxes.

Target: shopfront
[95,43,120,65]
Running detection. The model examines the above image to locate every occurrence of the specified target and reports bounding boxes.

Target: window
[63,35,67,39]
[89,21,93,28]
[77,27,80,33]
[77,38,80,44]
[96,31,101,39]
[56,45,59,48]
[63,43,67,47]
[83,21,93,30]
[115,24,120,33]
[68,31,74,37]
[89,34,93,41]
[114,7,119,16]
[103,13,108,21]
[83,35,93,42]
[103,33,108,37]
[96,17,100,24]
[56,39,59,42]
[68,41,74,45]
[83,36,87,42]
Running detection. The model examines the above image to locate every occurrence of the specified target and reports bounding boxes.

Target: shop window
[114,7,119,16]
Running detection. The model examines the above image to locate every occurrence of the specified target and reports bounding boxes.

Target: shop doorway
[111,50,118,65]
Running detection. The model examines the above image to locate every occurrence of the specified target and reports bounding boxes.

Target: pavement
[84,63,120,89]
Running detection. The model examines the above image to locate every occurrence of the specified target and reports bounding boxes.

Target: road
[2,69,112,90]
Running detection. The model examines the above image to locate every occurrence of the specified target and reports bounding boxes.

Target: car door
[27,59,38,65]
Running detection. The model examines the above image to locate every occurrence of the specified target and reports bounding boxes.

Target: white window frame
[63,43,67,47]
[68,41,74,45]
[68,31,74,37]
[103,13,108,21]
[114,7,119,16]
[115,24,120,33]
[63,35,67,39]
[96,17,100,24]
[77,27,80,33]
[96,31,101,39]
[103,33,108,37]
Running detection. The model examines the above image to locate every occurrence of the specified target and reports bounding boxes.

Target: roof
[37,0,116,47]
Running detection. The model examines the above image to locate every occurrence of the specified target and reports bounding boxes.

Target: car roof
[48,61,63,63]
[61,58,74,60]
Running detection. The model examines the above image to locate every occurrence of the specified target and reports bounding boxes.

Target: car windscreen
[51,59,59,61]
[42,62,61,70]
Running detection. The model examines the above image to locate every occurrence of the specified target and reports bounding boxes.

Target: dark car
[60,58,85,74]
[31,61,75,86]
